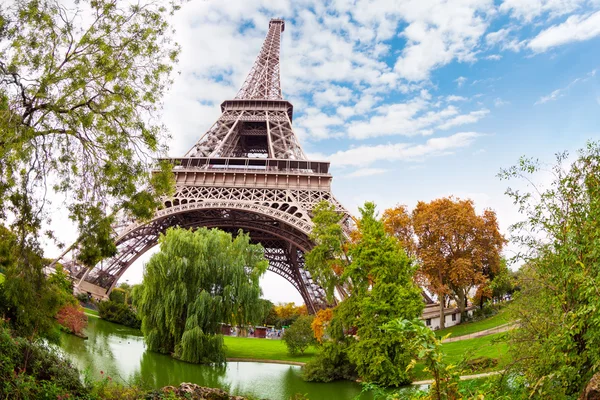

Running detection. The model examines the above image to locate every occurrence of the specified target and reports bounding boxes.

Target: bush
[0,320,87,399]
[282,315,315,356]
[98,301,141,329]
[56,304,88,336]
[303,340,357,382]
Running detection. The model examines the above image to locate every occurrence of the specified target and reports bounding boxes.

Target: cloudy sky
[114,0,600,304]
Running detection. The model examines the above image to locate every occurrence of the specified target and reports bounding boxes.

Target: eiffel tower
[66,19,350,314]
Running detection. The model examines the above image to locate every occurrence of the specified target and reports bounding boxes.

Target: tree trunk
[438,295,445,329]
[456,290,467,321]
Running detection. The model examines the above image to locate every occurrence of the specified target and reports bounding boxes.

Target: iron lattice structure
[64,18,350,314]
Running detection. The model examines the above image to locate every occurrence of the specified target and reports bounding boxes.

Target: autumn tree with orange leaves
[412,197,505,328]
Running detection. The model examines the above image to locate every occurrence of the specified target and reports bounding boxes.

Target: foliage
[0,0,180,263]
[311,308,333,343]
[272,302,307,327]
[98,300,141,329]
[56,304,88,336]
[385,319,460,400]
[498,142,600,398]
[0,320,87,399]
[282,315,316,355]
[0,226,74,341]
[382,204,416,257]
[304,202,424,386]
[305,201,350,301]
[303,340,357,383]
[410,197,505,327]
[135,227,268,364]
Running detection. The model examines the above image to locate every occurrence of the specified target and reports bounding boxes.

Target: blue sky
[116,0,600,303]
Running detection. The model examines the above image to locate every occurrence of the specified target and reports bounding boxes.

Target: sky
[66,0,600,304]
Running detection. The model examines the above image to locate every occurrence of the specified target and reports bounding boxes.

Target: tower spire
[185,18,306,160]
[235,19,285,100]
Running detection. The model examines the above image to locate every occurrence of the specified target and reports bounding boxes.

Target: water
[59,317,420,400]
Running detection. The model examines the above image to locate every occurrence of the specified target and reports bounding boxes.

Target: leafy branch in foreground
[0,0,180,264]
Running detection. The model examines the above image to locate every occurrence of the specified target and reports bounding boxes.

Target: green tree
[134,227,268,364]
[305,201,351,301]
[344,203,424,387]
[304,202,423,386]
[384,319,460,400]
[0,0,178,265]
[282,315,316,355]
[0,225,74,341]
[499,142,600,397]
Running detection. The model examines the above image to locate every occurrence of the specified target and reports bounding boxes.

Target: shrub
[0,320,87,399]
[303,340,357,382]
[282,315,316,355]
[56,304,88,336]
[98,301,141,329]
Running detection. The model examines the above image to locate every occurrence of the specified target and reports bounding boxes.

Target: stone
[580,373,600,400]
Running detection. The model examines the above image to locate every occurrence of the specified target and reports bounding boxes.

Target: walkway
[441,323,517,343]
[412,370,505,385]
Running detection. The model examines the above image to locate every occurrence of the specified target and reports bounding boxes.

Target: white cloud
[345,168,389,178]
[528,11,600,52]
[535,88,564,104]
[328,132,483,167]
[437,109,490,130]
[494,98,510,107]
[455,76,468,87]
[500,0,588,22]
[486,28,511,46]
[294,107,345,140]
[485,54,502,60]
[393,0,494,81]
[447,95,468,102]
[312,85,353,107]
[534,68,597,104]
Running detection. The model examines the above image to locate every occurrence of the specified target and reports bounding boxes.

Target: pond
[58,316,421,400]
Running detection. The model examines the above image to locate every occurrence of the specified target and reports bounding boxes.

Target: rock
[580,373,600,400]
[147,383,248,400]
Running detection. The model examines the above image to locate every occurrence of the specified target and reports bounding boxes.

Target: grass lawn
[223,336,318,363]
[413,332,511,380]
[435,306,512,339]
[83,307,99,316]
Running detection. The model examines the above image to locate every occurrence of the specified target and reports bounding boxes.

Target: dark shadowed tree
[134,227,268,364]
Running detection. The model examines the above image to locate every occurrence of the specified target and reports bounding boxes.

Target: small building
[254,326,267,338]
[420,303,475,330]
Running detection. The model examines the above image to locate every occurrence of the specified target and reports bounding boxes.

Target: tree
[0,225,74,341]
[282,315,316,355]
[304,202,423,386]
[311,308,334,343]
[412,197,505,328]
[305,201,351,301]
[384,319,460,400]
[0,0,179,265]
[499,142,600,397]
[134,227,268,364]
[382,204,416,258]
[56,304,87,337]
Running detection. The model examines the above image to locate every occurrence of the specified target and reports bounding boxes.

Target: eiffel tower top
[235,19,285,101]
[181,19,313,163]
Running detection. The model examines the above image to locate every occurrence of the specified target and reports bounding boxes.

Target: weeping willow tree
[135,227,268,364]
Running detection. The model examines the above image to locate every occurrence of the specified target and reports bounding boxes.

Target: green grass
[413,332,512,380]
[434,306,512,339]
[223,336,318,363]
[83,307,99,316]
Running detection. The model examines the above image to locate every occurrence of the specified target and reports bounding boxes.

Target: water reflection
[58,317,382,399]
